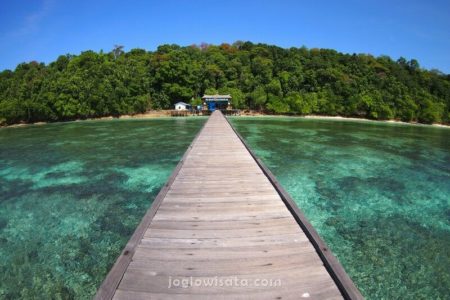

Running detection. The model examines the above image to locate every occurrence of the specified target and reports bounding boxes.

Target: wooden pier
[96,111,363,300]
[171,110,189,117]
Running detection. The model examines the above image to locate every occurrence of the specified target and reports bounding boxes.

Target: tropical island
[0,41,449,126]
[2,0,450,297]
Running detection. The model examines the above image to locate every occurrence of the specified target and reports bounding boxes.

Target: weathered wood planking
[96,111,363,300]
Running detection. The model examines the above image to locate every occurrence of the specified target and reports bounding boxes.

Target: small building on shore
[202,94,232,111]
[174,102,190,110]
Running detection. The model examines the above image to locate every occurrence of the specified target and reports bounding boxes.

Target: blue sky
[1,0,449,73]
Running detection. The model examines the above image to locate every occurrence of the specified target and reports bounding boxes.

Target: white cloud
[12,0,55,37]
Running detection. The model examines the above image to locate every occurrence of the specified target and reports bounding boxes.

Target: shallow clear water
[0,118,205,299]
[230,117,450,299]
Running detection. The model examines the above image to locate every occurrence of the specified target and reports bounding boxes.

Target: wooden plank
[144,225,302,239]
[139,233,309,249]
[156,204,287,214]
[149,218,297,230]
[97,110,362,300]
[162,194,282,202]
[158,201,287,209]
[152,211,292,222]
[113,285,343,300]
[125,253,323,276]
[132,243,315,261]
[117,268,336,295]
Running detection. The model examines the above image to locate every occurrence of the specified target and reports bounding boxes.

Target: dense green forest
[0,41,449,125]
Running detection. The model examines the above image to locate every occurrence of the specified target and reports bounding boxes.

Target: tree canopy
[1,42,449,125]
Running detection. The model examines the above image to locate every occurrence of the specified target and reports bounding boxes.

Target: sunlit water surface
[0,117,205,298]
[230,116,450,299]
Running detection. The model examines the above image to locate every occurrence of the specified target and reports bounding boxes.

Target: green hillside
[1,42,449,125]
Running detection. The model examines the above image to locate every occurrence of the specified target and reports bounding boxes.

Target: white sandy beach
[2,110,449,129]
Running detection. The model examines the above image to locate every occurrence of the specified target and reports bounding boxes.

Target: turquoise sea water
[230,117,450,299]
[0,118,205,298]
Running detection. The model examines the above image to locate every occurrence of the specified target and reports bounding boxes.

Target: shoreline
[1,111,175,128]
[238,112,450,128]
[294,115,449,128]
[2,110,449,129]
